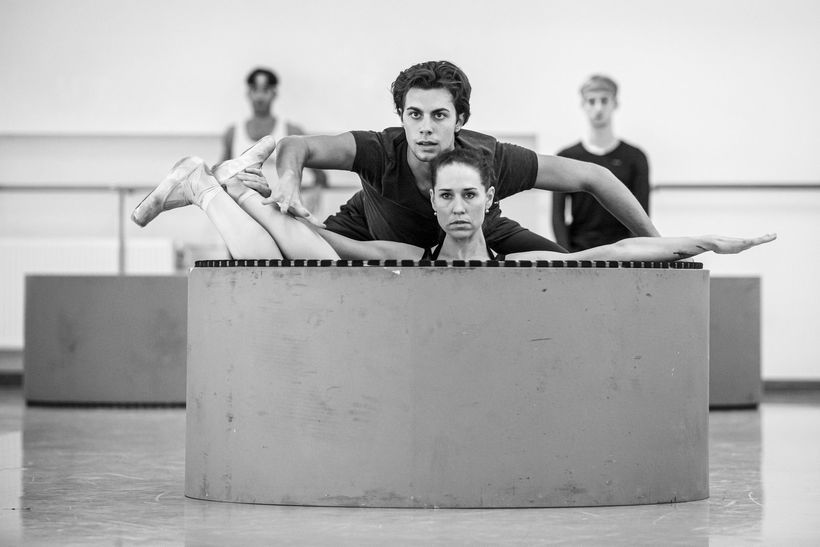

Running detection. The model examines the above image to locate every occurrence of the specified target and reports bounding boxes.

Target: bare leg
[203,190,283,259]
[224,180,339,259]
[133,137,333,259]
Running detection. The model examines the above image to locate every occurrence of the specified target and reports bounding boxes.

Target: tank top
[421,243,504,261]
[230,117,316,187]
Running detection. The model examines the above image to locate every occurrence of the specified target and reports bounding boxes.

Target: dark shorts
[324,192,567,254]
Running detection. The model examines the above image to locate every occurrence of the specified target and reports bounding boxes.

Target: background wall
[1,0,818,378]
[2,0,819,183]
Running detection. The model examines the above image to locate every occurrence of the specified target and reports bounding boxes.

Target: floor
[1,388,819,546]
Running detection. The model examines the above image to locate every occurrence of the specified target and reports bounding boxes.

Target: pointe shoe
[212,135,277,183]
[131,156,218,227]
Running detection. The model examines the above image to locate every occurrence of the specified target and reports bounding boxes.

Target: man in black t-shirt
[243,61,659,255]
[552,75,650,252]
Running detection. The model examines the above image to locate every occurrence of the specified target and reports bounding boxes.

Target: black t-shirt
[323,127,539,249]
[556,141,649,251]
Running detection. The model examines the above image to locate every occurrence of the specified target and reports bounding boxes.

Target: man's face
[247,74,277,116]
[401,87,465,163]
[581,90,617,129]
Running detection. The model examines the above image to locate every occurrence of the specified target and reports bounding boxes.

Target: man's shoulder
[353,127,406,148]
[556,141,585,157]
[456,128,498,147]
[456,129,533,159]
[616,140,648,159]
[351,128,407,170]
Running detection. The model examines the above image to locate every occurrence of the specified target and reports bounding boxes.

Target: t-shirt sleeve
[351,130,387,191]
[631,148,650,214]
[493,142,539,200]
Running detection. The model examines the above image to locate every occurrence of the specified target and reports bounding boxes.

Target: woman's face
[430,162,495,240]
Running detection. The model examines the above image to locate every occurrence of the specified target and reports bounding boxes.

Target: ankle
[223,178,252,201]
[197,184,222,211]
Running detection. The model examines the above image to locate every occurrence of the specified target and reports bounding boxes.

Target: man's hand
[261,170,325,228]
[256,132,356,228]
[231,167,271,197]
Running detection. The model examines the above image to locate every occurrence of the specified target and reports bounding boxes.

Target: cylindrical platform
[186,261,709,508]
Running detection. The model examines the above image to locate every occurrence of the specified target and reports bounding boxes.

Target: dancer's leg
[132,136,277,226]
[224,180,339,259]
[131,156,282,259]
[203,190,283,259]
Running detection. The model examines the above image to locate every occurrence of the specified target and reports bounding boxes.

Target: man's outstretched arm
[533,154,660,237]
[261,133,357,226]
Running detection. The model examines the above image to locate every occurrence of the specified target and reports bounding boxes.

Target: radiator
[0,238,175,348]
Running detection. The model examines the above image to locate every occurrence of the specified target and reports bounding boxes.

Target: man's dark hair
[391,61,472,125]
[431,148,495,190]
[246,67,279,88]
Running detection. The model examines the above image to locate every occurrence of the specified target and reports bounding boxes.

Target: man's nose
[419,116,432,133]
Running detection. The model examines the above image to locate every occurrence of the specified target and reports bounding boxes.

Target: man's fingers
[250,184,272,198]
[235,172,266,185]
[304,213,326,229]
[233,172,272,197]
[290,202,325,228]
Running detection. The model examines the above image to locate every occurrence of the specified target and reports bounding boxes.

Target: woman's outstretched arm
[507,234,777,262]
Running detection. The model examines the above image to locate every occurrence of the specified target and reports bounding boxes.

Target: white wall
[1,0,818,378]
[1,0,818,183]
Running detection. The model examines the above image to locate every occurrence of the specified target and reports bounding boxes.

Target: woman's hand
[707,233,777,254]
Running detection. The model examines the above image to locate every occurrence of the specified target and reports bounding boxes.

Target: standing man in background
[552,75,650,251]
[222,67,327,213]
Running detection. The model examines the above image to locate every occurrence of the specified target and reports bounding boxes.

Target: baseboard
[4,375,820,393]
[0,371,22,386]
[764,380,820,392]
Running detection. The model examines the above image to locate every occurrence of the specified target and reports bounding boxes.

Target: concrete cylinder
[186,262,709,508]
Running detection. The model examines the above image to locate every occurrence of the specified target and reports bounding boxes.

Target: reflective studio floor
[1,387,819,546]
